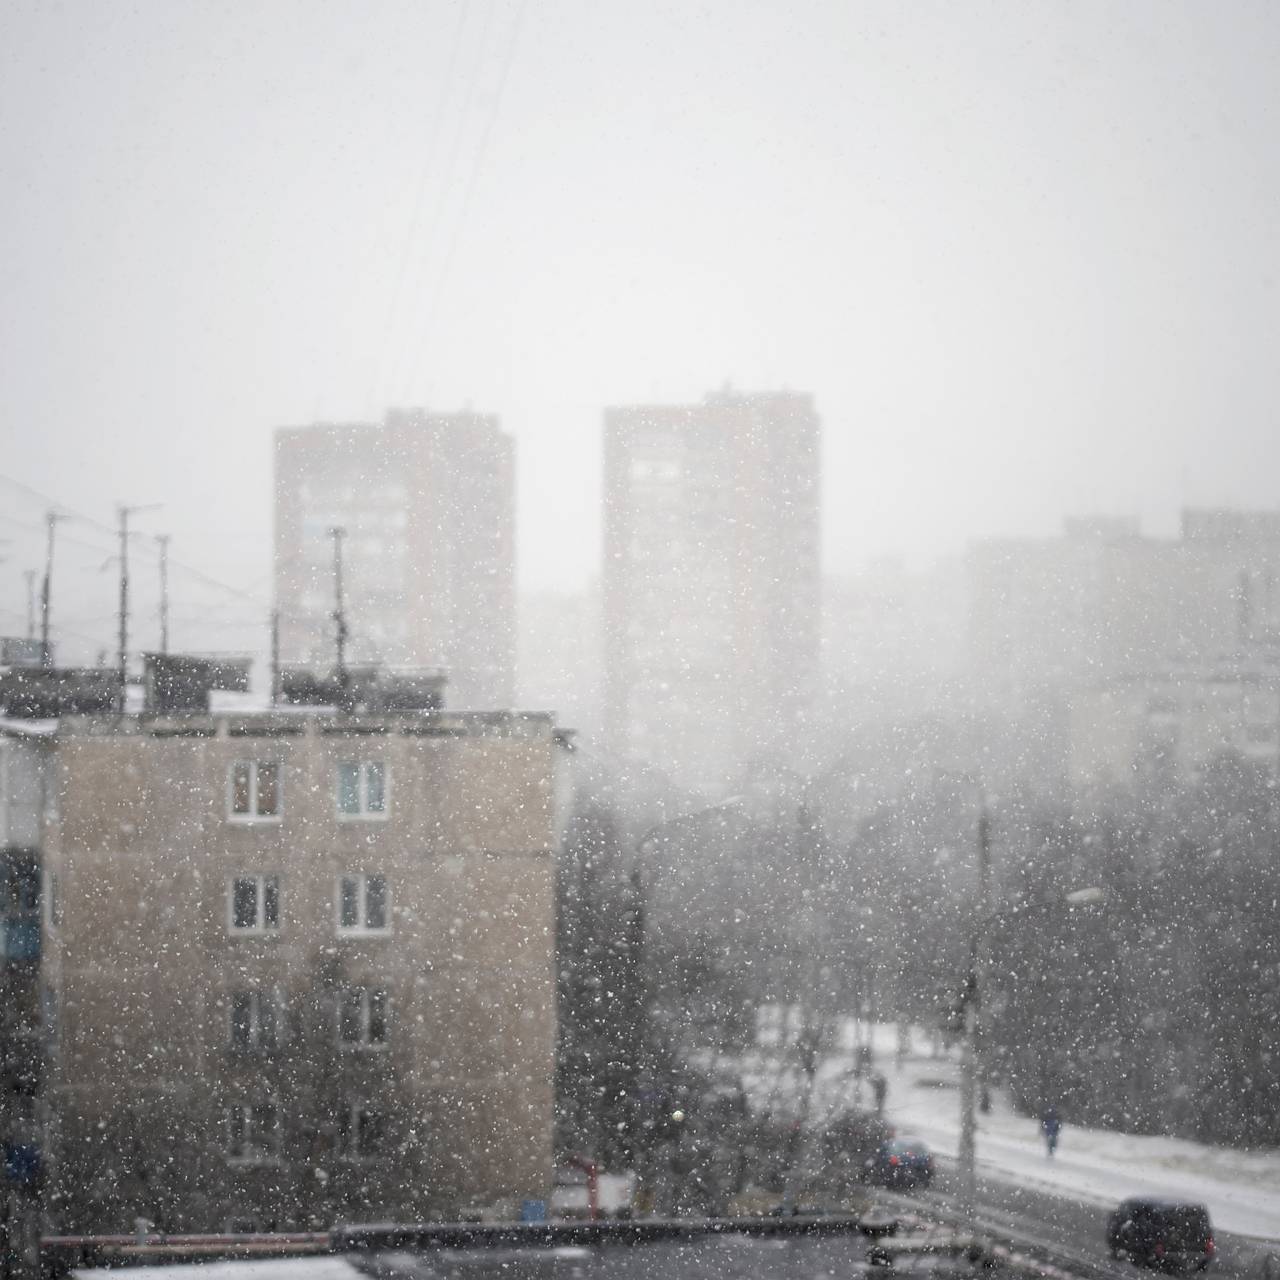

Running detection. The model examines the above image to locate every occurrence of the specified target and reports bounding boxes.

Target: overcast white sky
[2,1,1278,658]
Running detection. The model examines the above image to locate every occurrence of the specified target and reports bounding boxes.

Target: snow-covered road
[871,1026,1280,1243]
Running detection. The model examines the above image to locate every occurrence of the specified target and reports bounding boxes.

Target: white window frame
[339,1099,386,1161]
[225,1098,281,1164]
[226,760,282,824]
[337,986,390,1050]
[228,987,284,1052]
[335,873,390,936]
[228,875,281,935]
[43,869,59,931]
[335,760,389,821]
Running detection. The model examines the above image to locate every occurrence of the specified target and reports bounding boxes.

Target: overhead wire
[0,604,114,651]
[0,473,275,609]
[384,0,502,405]
[394,0,528,408]
[365,0,474,414]
[0,475,330,668]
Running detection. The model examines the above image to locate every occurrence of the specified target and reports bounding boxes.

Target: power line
[0,477,271,609]
[0,473,116,540]
[393,0,528,407]
[366,0,473,411]
[384,0,501,403]
[0,605,111,651]
[0,475,352,660]
[0,509,113,559]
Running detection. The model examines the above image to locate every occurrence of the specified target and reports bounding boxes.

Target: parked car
[865,1136,935,1188]
[1107,1198,1215,1270]
[821,1109,895,1190]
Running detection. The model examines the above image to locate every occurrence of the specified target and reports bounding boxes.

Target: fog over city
[5,4,1280,1278]
[4,1,1280,618]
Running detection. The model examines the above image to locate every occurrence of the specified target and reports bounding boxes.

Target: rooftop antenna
[329,526,349,702]
[270,608,280,706]
[40,511,61,667]
[156,534,170,654]
[118,503,162,710]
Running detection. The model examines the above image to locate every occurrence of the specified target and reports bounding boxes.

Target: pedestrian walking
[1040,1105,1061,1158]
[871,1071,888,1116]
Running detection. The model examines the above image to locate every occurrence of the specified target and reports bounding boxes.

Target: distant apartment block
[518,585,604,745]
[274,409,515,708]
[1069,664,1280,794]
[0,658,564,1236]
[603,390,820,795]
[822,558,967,720]
[967,510,1280,714]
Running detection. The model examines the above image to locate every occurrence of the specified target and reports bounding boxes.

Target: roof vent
[143,653,252,713]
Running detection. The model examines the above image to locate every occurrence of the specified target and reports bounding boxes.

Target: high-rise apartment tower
[275,409,515,708]
[603,389,821,795]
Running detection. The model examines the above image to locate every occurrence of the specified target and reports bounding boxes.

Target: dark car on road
[865,1136,935,1189]
[1107,1198,1215,1270]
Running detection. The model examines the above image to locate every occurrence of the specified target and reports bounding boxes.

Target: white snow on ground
[865,1023,1280,1242]
[73,1261,361,1279]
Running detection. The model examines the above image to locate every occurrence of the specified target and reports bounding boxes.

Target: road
[896,1159,1277,1280]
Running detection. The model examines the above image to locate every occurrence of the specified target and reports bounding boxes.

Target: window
[2,861,39,917]
[229,876,280,933]
[336,760,388,819]
[337,874,389,934]
[229,989,283,1051]
[339,1100,386,1159]
[226,1100,280,1162]
[228,761,281,821]
[338,987,389,1048]
[1,859,40,962]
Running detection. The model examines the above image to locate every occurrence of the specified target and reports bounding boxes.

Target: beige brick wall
[43,711,560,1232]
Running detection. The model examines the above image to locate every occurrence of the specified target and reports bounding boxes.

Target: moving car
[865,1136,935,1188]
[1107,1198,1215,1270]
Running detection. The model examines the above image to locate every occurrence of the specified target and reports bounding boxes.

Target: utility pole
[329,527,348,701]
[958,791,992,1229]
[976,805,992,1116]
[156,535,170,654]
[118,506,130,708]
[23,570,35,640]
[269,609,280,706]
[117,504,162,711]
[40,511,59,667]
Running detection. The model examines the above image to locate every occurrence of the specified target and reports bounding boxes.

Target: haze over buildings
[6,2,1280,1265]
[8,1,1280,624]
[274,410,515,709]
[603,389,820,795]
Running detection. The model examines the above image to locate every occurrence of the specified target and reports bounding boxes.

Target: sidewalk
[870,1024,1280,1242]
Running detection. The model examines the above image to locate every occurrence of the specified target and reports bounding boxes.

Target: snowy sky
[2,0,1279,653]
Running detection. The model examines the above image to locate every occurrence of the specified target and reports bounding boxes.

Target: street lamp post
[957,797,990,1228]
[957,868,1105,1230]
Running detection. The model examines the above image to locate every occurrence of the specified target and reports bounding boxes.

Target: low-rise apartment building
[1,721,51,1274]
[3,659,566,1236]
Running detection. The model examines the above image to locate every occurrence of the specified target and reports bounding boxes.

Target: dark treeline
[556,753,1280,1168]
[984,755,1280,1147]
[857,751,1280,1148]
